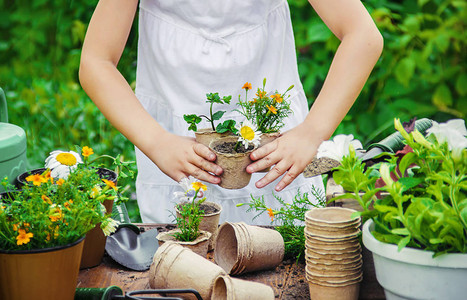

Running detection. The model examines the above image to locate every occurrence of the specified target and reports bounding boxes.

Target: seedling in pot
[184,92,233,132]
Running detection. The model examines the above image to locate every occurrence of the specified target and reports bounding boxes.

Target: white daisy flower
[235,119,262,149]
[173,176,207,202]
[317,134,363,162]
[44,150,83,179]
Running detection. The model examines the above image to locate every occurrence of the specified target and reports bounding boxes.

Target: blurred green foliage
[0,0,465,221]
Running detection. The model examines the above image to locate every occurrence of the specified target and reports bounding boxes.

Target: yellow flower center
[56,153,77,166]
[240,126,255,141]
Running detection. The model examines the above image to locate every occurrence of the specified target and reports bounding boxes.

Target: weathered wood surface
[77,223,384,299]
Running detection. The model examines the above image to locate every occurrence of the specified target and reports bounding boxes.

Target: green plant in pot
[184,92,235,147]
[157,176,213,257]
[0,164,119,300]
[332,118,467,300]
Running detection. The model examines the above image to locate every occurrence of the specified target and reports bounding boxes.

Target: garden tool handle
[74,286,123,300]
[0,87,7,123]
[367,118,433,153]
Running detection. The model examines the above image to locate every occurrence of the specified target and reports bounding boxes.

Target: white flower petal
[317,134,362,162]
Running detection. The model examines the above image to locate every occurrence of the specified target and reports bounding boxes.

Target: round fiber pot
[305,223,361,237]
[212,274,275,300]
[257,132,280,173]
[195,128,232,148]
[214,222,284,275]
[305,207,361,228]
[308,281,360,300]
[156,229,211,257]
[0,237,85,300]
[209,137,254,189]
[149,242,226,300]
[176,201,222,251]
[363,219,467,300]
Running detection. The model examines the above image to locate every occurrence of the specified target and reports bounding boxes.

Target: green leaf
[212,110,225,121]
[455,73,467,96]
[397,235,411,251]
[398,177,424,192]
[432,84,453,108]
[395,57,416,86]
[398,152,416,175]
[392,228,410,235]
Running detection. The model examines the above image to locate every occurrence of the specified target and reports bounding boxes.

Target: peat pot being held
[209,136,255,189]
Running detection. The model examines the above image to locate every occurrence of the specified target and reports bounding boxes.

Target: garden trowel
[105,203,159,271]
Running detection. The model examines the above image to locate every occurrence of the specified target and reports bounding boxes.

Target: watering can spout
[0,87,28,192]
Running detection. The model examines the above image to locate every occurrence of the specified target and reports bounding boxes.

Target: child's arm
[247,0,384,191]
[79,0,222,184]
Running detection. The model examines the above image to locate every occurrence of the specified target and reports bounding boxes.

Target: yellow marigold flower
[271,93,283,103]
[49,207,63,222]
[102,179,117,191]
[191,181,207,191]
[267,105,278,114]
[16,229,33,246]
[43,170,53,183]
[249,99,258,105]
[267,208,275,222]
[82,146,94,157]
[42,195,52,205]
[26,174,48,186]
[13,223,18,231]
[56,178,65,186]
[242,82,252,90]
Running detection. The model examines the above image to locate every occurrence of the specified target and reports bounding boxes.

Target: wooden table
[77,224,385,300]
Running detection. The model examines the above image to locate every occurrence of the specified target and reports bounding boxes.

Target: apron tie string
[199,28,235,54]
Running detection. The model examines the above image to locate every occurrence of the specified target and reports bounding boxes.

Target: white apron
[135,0,324,225]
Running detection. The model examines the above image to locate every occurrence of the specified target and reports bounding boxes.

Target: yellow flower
[267,208,275,222]
[82,146,94,157]
[192,181,207,191]
[267,105,278,114]
[271,93,283,103]
[16,229,33,246]
[90,186,102,198]
[26,174,48,186]
[13,223,18,231]
[102,179,117,191]
[56,178,65,186]
[242,82,252,90]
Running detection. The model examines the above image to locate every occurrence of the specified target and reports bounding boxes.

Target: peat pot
[362,219,467,300]
[0,237,85,300]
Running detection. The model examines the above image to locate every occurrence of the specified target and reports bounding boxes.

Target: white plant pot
[362,219,467,300]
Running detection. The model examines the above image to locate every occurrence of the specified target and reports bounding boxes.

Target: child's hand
[150,131,223,184]
[246,123,323,191]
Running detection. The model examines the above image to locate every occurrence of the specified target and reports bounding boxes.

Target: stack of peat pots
[304,207,362,300]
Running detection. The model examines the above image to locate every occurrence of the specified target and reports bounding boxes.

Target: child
[79,0,383,224]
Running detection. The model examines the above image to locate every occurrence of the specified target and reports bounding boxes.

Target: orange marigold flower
[82,146,94,157]
[271,93,283,103]
[26,174,48,186]
[256,90,267,98]
[267,105,278,114]
[192,181,207,191]
[49,207,62,222]
[56,178,65,186]
[242,82,252,90]
[16,229,33,245]
[43,170,53,183]
[249,99,257,105]
[13,223,19,231]
[102,179,117,191]
[267,208,275,221]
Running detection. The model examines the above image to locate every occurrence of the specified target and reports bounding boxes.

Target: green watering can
[0,87,28,192]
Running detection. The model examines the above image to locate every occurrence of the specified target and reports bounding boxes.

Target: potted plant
[331,118,467,300]
[0,164,119,300]
[15,145,134,268]
[235,79,294,171]
[157,176,215,257]
[184,92,235,147]
[209,119,262,189]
